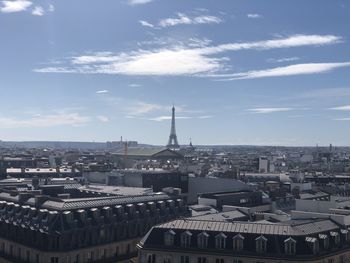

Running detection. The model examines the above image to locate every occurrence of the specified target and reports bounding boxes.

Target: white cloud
[125,101,167,115]
[215,62,350,80]
[267,57,300,63]
[0,113,91,128]
[128,83,142,87]
[127,0,153,5]
[48,4,54,12]
[97,115,109,122]
[34,34,342,77]
[32,5,44,16]
[0,0,32,13]
[247,108,293,114]
[334,117,350,121]
[139,20,154,28]
[96,90,109,94]
[147,116,191,121]
[329,105,350,111]
[247,13,262,18]
[159,13,222,27]
[146,115,213,121]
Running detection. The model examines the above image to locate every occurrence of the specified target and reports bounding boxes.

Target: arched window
[284,237,296,255]
[255,235,267,254]
[197,232,209,249]
[232,234,244,251]
[181,231,192,248]
[164,230,176,246]
[215,233,227,249]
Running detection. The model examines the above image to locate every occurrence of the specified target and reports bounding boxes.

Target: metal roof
[156,219,339,237]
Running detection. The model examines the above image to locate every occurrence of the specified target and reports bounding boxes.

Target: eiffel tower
[167,106,180,148]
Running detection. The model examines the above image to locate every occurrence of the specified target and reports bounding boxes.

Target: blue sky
[1,0,350,146]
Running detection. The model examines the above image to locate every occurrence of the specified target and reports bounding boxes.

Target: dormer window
[181,231,192,248]
[330,231,340,246]
[197,232,209,249]
[284,237,296,255]
[215,233,227,249]
[255,235,267,254]
[319,234,329,249]
[164,230,176,246]
[341,229,349,242]
[306,237,319,254]
[232,234,244,251]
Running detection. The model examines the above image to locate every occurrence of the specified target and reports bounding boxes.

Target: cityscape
[1,0,350,263]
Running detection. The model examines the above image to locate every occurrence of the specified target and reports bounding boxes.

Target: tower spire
[167,105,180,148]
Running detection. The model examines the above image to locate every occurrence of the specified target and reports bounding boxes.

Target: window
[341,229,349,242]
[339,255,345,263]
[181,256,189,263]
[319,234,329,249]
[181,231,192,248]
[305,237,319,254]
[233,260,242,263]
[216,259,224,263]
[163,256,172,263]
[215,233,227,249]
[147,254,156,263]
[255,236,267,254]
[240,199,248,204]
[330,232,340,246]
[198,257,207,263]
[284,237,296,255]
[197,232,209,249]
[50,257,59,263]
[164,230,176,246]
[232,234,244,251]
[327,259,334,263]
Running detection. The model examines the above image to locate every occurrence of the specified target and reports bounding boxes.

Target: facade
[198,190,263,209]
[0,179,188,263]
[138,218,350,263]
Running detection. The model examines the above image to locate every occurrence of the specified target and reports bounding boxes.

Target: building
[6,167,81,178]
[187,177,252,204]
[259,157,269,173]
[138,218,350,263]
[198,190,263,209]
[0,179,188,263]
[113,147,183,161]
[108,169,188,193]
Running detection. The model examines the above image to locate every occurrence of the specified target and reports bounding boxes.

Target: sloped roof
[155,218,339,237]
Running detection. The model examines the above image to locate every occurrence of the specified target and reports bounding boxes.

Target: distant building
[5,167,81,178]
[113,147,183,161]
[259,156,269,173]
[108,169,188,193]
[198,190,263,209]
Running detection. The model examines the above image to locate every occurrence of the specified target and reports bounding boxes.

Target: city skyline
[1,0,350,146]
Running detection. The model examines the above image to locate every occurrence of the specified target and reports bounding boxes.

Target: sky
[0,0,350,146]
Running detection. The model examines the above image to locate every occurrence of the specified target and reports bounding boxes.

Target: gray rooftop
[156,218,339,237]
